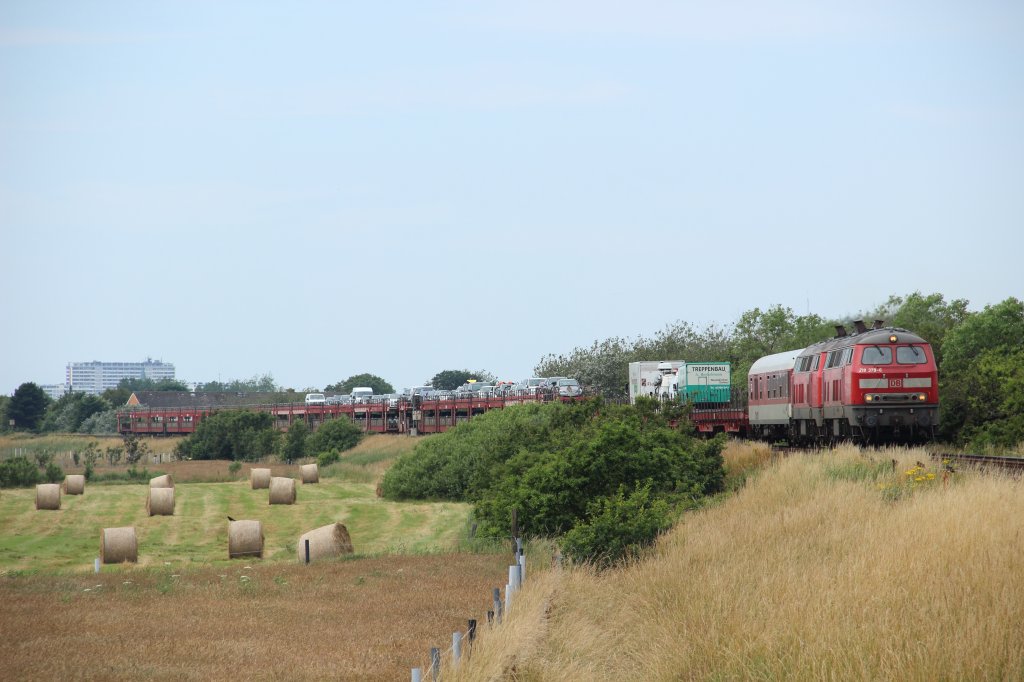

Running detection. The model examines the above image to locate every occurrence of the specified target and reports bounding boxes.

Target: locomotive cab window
[896,345,928,364]
[862,346,892,365]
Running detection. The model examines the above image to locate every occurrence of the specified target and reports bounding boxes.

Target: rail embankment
[447,443,1024,681]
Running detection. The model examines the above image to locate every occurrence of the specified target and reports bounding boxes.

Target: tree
[307,417,363,455]
[938,297,1024,444]
[116,377,190,393]
[324,373,395,395]
[428,369,496,391]
[282,420,309,463]
[41,393,111,433]
[195,373,277,393]
[123,433,150,465]
[175,411,278,461]
[7,383,50,431]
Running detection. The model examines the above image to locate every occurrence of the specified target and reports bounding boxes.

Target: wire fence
[408,536,532,681]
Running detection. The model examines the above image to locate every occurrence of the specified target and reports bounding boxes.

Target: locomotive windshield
[897,345,928,364]
[861,346,892,365]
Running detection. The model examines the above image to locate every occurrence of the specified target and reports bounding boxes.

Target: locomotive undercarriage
[757,405,938,446]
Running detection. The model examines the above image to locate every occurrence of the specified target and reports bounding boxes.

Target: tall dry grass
[448,444,1024,681]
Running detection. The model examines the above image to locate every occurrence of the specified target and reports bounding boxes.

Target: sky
[1,1,1022,394]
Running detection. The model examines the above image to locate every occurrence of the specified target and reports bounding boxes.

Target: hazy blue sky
[2,1,1022,394]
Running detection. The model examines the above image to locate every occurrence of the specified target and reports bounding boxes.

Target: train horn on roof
[853,319,868,334]
[873,319,885,329]
[834,325,848,338]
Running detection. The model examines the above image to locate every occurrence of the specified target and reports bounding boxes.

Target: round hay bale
[149,474,174,489]
[296,522,354,563]
[100,527,138,564]
[64,474,85,495]
[250,467,271,489]
[147,487,175,516]
[269,476,296,505]
[300,463,319,484]
[35,483,61,510]
[228,520,264,559]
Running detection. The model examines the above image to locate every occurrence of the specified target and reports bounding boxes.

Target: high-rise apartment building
[66,359,176,395]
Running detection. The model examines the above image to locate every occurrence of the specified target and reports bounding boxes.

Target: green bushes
[381,399,725,565]
[0,457,41,488]
[308,418,363,455]
[174,411,278,461]
[561,483,674,568]
[317,450,340,467]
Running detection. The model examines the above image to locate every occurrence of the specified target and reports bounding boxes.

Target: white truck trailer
[627,361,684,404]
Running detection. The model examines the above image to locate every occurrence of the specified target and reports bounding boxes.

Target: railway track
[930,452,1024,471]
[768,445,1024,472]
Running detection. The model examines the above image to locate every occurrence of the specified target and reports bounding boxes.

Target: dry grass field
[447,443,1024,681]
[0,552,510,681]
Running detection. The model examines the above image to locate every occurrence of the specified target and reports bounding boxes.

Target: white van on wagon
[350,387,374,404]
[304,393,326,405]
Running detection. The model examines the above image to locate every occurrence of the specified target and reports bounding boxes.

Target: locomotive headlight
[865,394,873,402]
[917,393,927,401]
[889,334,898,343]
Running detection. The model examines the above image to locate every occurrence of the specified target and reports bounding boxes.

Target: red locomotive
[748,320,938,444]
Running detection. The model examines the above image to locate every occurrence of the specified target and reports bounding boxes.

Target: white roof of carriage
[748,349,802,376]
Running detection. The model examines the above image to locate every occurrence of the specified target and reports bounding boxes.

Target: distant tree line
[2,292,1021,448]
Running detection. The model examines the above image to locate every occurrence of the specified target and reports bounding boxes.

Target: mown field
[0,434,519,680]
[0,435,467,571]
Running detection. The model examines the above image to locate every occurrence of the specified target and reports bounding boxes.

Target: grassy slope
[448,443,1024,681]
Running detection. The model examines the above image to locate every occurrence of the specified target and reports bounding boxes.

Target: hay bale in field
[300,463,319,484]
[100,527,138,564]
[149,474,174,489]
[269,476,296,505]
[228,520,264,559]
[64,474,85,495]
[296,522,354,563]
[35,483,61,510]
[147,487,175,516]
[250,467,271,489]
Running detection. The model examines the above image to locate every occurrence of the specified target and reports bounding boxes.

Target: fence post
[468,619,477,644]
[487,610,494,626]
[509,564,520,591]
[493,587,502,624]
[304,539,310,565]
[94,557,100,573]
[519,553,526,584]
[411,668,422,682]
[505,583,512,613]
[430,647,440,681]
[452,631,462,666]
